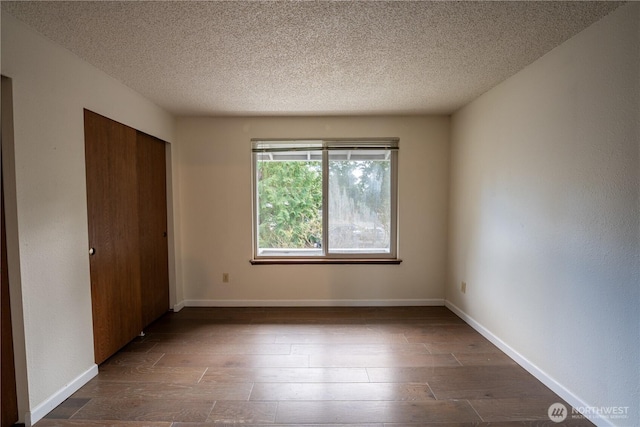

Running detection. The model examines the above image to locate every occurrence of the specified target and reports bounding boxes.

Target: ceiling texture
[2,1,623,116]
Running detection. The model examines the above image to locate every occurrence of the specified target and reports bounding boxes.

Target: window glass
[256,150,322,256]
[328,151,390,254]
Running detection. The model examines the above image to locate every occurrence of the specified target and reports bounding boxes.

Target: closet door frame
[84,110,170,364]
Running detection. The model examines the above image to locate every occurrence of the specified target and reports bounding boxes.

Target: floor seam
[467,398,486,422]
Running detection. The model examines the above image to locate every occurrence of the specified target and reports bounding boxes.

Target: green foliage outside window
[257,160,322,249]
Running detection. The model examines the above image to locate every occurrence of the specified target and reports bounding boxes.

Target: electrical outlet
[222,273,230,283]
[461,281,467,294]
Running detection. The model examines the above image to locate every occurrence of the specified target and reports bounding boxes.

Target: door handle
[89,247,96,256]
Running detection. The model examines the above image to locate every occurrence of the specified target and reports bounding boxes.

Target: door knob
[89,247,96,256]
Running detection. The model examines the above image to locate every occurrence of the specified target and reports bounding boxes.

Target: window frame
[251,138,399,264]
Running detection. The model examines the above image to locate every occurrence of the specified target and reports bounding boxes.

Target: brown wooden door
[137,132,169,328]
[1,163,19,427]
[84,109,142,364]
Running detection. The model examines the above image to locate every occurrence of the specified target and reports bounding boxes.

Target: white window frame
[251,138,399,263]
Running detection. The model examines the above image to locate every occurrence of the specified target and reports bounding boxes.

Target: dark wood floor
[36,307,593,426]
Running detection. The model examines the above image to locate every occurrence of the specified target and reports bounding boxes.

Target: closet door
[137,132,169,328]
[84,110,142,364]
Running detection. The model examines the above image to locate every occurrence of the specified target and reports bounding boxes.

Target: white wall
[448,4,639,426]
[176,116,449,306]
[1,13,176,425]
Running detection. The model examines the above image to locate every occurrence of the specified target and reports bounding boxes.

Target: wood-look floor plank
[383,422,592,427]
[367,365,555,400]
[427,365,559,400]
[94,365,207,384]
[71,380,253,400]
[424,340,502,354]
[366,316,466,326]
[291,343,429,356]
[360,306,456,318]
[453,352,518,366]
[174,424,383,427]
[157,307,265,320]
[404,326,490,343]
[71,398,214,422]
[158,323,367,336]
[143,332,278,344]
[251,315,369,325]
[309,353,460,368]
[366,321,471,335]
[118,340,159,353]
[367,365,557,400]
[43,398,91,420]
[155,353,309,368]
[206,401,277,424]
[143,321,232,335]
[36,421,172,427]
[469,397,577,422]
[276,333,408,344]
[274,400,482,424]
[263,325,372,335]
[200,367,370,383]
[249,382,435,401]
[150,342,291,355]
[102,352,165,367]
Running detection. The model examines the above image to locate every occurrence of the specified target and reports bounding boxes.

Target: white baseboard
[182,298,445,307]
[172,300,185,312]
[26,364,98,426]
[444,300,615,427]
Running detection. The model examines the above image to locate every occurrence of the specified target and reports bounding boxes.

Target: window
[251,138,399,263]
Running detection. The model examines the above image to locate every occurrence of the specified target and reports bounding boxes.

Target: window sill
[250,258,403,265]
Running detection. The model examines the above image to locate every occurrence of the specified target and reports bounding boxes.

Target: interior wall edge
[1,74,30,425]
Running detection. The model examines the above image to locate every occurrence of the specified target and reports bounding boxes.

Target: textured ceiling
[2,1,623,116]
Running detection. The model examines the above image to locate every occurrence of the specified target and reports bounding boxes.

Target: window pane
[256,151,323,255]
[328,152,391,254]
